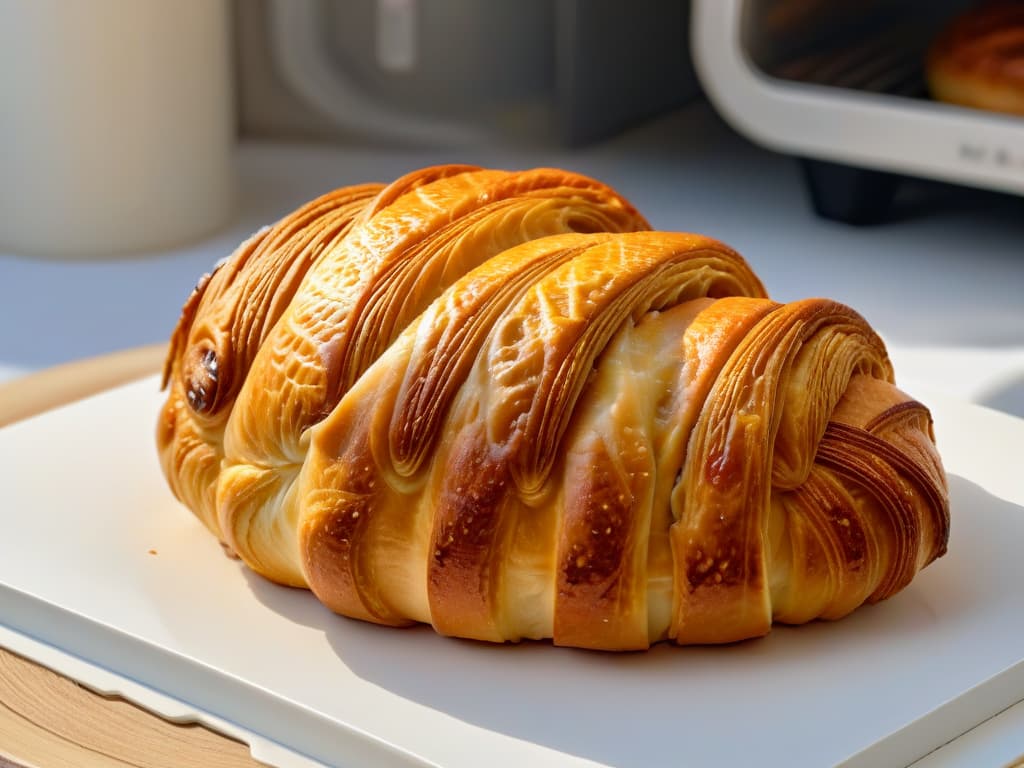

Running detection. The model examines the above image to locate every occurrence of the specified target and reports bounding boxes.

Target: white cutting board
[0,375,1022,768]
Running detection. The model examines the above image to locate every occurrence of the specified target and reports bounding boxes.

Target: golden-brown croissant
[158,165,949,650]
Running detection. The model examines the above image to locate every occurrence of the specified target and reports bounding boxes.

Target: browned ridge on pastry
[927,0,1024,115]
[158,183,384,538]
[158,165,949,650]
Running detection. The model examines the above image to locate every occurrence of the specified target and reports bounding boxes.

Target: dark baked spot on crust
[185,346,221,414]
[561,469,628,590]
[705,444,743,489]
[424,426,516,639]
[431,441,509,574]
[826,505,867,568]
[685,511,748,592]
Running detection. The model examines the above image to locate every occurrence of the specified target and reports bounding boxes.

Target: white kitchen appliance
[691,0,1024,223]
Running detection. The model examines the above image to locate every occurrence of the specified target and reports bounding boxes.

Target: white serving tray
[1,376,1022,768]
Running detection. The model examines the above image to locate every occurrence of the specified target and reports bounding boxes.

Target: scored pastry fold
[158,165,949,650]
[157,182,383,540]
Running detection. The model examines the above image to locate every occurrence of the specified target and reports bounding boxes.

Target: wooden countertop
[0,647,262,768]
[0,346,266,768]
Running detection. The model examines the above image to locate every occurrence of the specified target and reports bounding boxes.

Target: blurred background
[0,0,1022,415]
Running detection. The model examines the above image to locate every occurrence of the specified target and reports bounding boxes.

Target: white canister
[0,0,235,258]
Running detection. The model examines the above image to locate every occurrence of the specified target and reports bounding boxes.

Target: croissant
[158,165,949,650]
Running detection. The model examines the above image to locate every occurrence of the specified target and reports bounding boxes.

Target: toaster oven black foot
[800,158,901,225]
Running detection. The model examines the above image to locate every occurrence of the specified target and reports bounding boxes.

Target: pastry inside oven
[927,1,1024,116]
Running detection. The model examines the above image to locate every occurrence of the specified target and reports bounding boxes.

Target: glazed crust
[162,166,650,586]
[927,1,1024,115]
[157,183,383,538]
[158,166,949,649]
